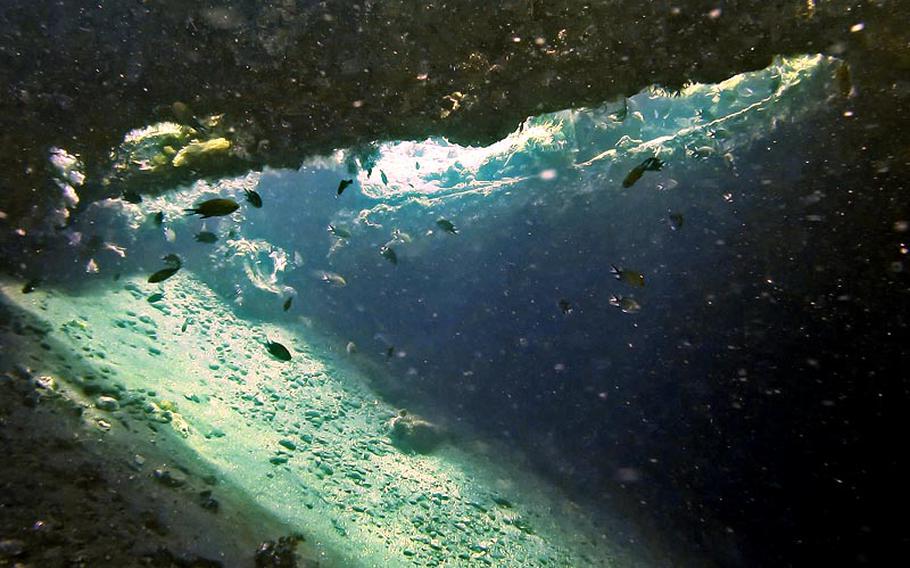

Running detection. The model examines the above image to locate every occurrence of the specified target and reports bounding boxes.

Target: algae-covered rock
[255,534,304,568]
[389,410,445,454]
[172,138,231,168]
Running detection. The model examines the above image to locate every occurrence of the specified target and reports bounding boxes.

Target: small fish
[22,279,39,294]
[171,101,194,124]
[380,245,398,265]
[836,62,853,98]
[148,267,179,283]
[244,188,263,208]
[283,297,293,311]
[147,293,164,303]
[436,219,458,235]
[346,341,357,354]
[609,295,641,314]
[265,339,292,361]
[321,272,347,287]
[611,264,645,287]
[148,255,182,283]
[122,190,143,204]
[337,179,353,196]
[558,299,573,315]
[391,228,412,243]
[151,211,164,226]
[195,231,218,244]
[148,267,180,283]
[181,318,190,332]
[622,157,664,188]
[113,273,121,281]
[328,224,352,239]
[184,198,240,218]
[610,99,628,122]
[386,346,395,359]
[667,212,684,231]
[415,162,420,170]
[380,170,389,185]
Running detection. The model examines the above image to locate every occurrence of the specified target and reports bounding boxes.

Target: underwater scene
[1,2,908,567]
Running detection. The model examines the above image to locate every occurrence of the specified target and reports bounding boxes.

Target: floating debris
[346,341,357,354]
[185,198,240,218]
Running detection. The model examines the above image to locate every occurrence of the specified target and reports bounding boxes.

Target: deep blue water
[29,54,909,565]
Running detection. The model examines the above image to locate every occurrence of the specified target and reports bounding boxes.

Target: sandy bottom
[0,273,664,567]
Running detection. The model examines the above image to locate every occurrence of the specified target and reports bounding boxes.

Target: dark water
[2,3,909,567]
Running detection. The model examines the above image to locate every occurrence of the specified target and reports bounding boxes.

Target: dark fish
[836,62,853,98]
[22,279,39,294]
[244,188,262,208]
[181,318,190,332]
[195,231,218,244]
[622,157,664,188]
[436,219,458,235]
[122,190,143,204]
[328,224,352,239]
[283,297,293,311]
[415,162,420,170]
[667,212,684,231]
[151,211,164,226]
[558,299,573,315]
[185,198,240,218]
[113,273,121,281]
[148,255,182,283]
[320,272,347,287]
[610,99,628,122]
[380,170,389,185]
[147,292,164,303]
[380,245,398,265]
[609,295,641,314]
[386,346,395,359]
[172,101,194,123]
[611,264,645,287]
[337,179,353,196]
[148,267,180,283]
[265,339,292,361]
